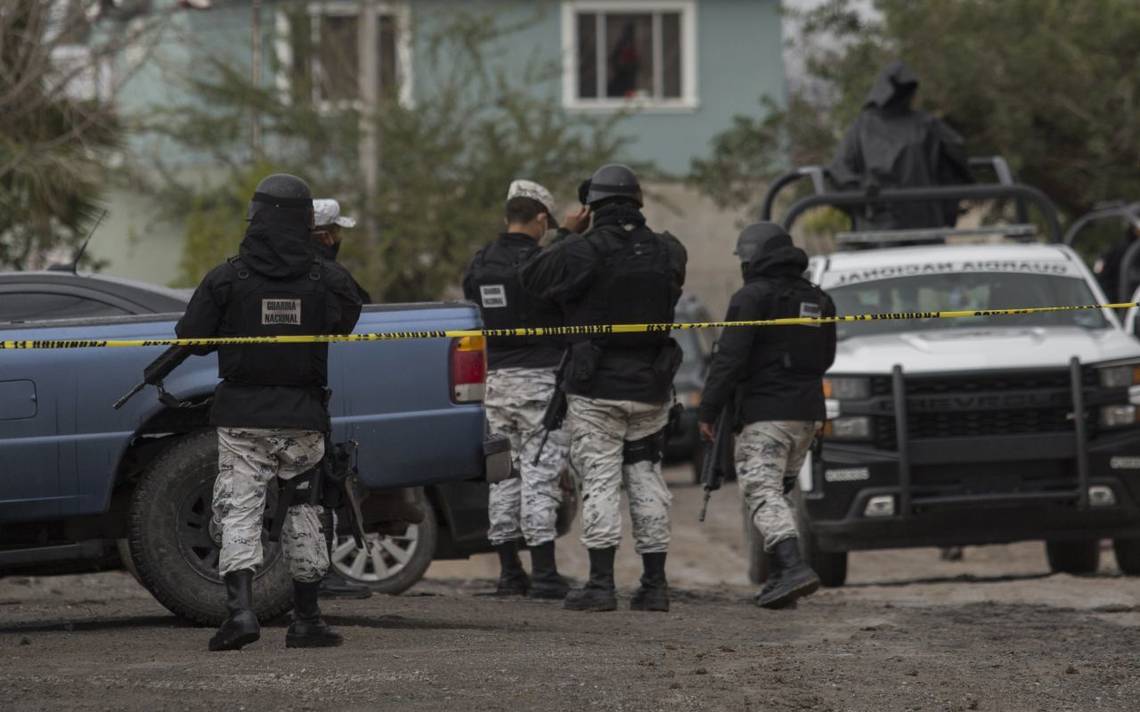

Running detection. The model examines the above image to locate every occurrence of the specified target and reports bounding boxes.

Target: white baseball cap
[313,199,357,229]
[507,180,556,219]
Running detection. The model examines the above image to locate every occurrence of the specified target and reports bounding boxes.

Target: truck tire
[331,488,438,595]
[126,430,293,626]
[1112,538,1140,575]
[796,499,847,587]
[1045,539,1101,575]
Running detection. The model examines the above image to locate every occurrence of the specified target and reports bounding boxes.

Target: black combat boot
[629,552,669,612]
[208,569,260,652]
[494,540,531,596]
[318,569,373,600]
[563,547,618,612]
[755,538,820,609]
[286,580,344,648]
[528,541,570,600]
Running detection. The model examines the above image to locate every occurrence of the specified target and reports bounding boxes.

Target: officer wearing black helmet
[698,223,836,609]
[176,174,363,650]
[521,164,687,613]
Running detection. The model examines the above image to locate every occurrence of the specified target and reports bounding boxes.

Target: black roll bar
[777,183,1063,243]
[759,165,827,222]
[1062,201,1140,246]
[1063,201,1140,302]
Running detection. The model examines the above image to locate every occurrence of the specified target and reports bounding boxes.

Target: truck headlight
[1100,405,1140,428]
[823,377,871,400]
[1098,364,1140,388]
[824,416,872,440]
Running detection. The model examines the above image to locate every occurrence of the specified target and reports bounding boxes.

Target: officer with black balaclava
[698,223,836,610]
[521,164,687,613]
[462,180,588,600]
[828,60,972,231]
[176,174,363,651]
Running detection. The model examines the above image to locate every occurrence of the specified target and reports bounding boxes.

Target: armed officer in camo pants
[521,165,687,613]
[463,180,589,599]
[177,174,363,651]
[698,223,836,610]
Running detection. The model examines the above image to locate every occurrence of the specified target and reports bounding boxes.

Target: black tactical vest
[218,257,330,387]
[571,224,675,349]
[469,238,562,351]
[753,277,837,376]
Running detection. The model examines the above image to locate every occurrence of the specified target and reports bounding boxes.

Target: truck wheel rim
[177,477,283,584]
[331,525,419,583]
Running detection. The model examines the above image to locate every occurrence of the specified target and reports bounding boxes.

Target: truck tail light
[450,335,486,403]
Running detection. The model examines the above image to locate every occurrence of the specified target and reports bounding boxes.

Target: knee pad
[623,429,666,465]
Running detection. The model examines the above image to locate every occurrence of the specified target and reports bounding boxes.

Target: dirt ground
[2,466,1139,711]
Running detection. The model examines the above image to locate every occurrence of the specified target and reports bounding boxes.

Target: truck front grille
[870,369,1093,449]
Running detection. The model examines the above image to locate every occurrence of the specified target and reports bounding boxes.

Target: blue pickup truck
[0,271,545,624]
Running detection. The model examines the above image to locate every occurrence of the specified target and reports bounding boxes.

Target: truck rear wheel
[126,430,293,626]
[1111,538,1140,575]
[331,488,437,595]
[1045,539,1101,575]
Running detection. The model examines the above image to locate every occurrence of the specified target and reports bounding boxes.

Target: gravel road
[2,466,1138,711]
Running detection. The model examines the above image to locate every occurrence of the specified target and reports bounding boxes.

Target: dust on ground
[2,466,1139,711]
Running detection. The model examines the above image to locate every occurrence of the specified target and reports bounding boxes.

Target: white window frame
[275,1,414,111]
[561,0,698,112]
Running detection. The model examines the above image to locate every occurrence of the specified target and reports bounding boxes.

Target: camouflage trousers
[735,421,819,551]
[568,395,672,554]
[213,427,329,582]
[485,367,568,546]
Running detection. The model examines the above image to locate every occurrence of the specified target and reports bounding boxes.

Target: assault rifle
[532,349,570,465]
[698,403,736,522]
[113,346,192,409]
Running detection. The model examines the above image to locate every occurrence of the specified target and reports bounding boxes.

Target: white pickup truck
[757,160,1140,586]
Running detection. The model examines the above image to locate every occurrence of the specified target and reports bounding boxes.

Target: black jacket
[699,246,830,425]
[828,61,972,230]
[462,232,564,370]
[520,203,686,403]
[318,241,373,304]
[176,210,363,432]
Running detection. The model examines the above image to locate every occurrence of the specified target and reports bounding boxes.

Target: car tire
[126,430,293,626]
[692,440,705,485]
[1045,539,1101,575]
[1112,538,1140,575]
[331,488,438,595]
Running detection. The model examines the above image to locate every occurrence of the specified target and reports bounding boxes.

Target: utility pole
[250,0,263,157]
[359,0,381,260]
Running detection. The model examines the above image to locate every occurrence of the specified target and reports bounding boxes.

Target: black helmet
[248,173,313,223]
[734,222,793,264]
[583,163,642,207]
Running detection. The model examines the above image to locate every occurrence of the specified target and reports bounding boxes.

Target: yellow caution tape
[1,302,1136,350]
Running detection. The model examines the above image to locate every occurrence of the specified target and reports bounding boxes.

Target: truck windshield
[828,272,1109,340]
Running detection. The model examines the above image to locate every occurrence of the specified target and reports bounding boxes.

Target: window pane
[604,13,654,99]
[318,15,359,102]
[0,293,130,323]
[661,12,682,99]
[577,13,598,99]
[378,14,399,98]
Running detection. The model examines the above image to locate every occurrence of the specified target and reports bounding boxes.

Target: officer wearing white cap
[312,199,371,304]
[461,179,587,599]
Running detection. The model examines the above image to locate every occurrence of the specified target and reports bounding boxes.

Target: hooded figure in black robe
[828,61,972,231]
